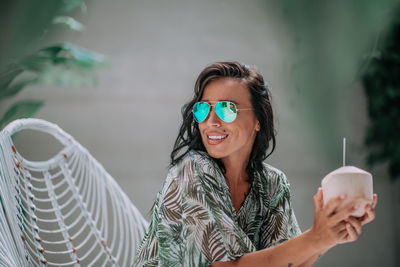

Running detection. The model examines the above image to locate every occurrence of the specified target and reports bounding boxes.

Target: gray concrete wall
[8,0,397,266]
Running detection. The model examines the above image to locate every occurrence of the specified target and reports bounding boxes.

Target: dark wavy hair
[170,61,276,182]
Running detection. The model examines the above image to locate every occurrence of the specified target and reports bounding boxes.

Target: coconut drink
[321,138,373,217]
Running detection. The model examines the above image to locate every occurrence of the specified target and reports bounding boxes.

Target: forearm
[298,247,330,267]
[212,230,323,267]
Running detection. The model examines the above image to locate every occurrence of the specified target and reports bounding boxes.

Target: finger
[324,194,347,216]
[317,188,324,210]
[313,191,319,213]
[313,188,323,213]
[356,207,369,225]
[360,205,376,226]
[333,221,347,232]
[338,228,348,241]
[346,217,362,235]
[345,222,358,241]
[331,201,359,224]
[372,194,378,209]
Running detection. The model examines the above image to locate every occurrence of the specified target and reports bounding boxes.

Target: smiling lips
[206,133,228,145]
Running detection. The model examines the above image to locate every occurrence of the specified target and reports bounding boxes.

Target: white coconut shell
[321,166,373,217]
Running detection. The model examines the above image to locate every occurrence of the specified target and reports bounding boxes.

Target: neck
[222,155,249,188]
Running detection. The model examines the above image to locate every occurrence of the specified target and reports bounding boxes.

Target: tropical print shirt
[133,150,301,267]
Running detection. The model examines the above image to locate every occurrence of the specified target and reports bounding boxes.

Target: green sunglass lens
[193,102,210,123]
[215,102,236,123]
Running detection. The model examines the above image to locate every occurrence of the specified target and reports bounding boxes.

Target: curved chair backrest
[0,118,148,267]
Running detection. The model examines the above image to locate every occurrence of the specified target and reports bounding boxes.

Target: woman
[133,62,377,267]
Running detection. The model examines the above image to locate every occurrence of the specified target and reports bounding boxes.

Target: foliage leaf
[59,0,83,13]
[362,9,400,181]
[0,43,105,101]
[20,43,106,71]
[54,43,106,68]
[0,65,24,90]
[0,101,44,129]
[0,66,25,101]
[52,16,84,32]
[0,79,36,99]
[36,65,97,87]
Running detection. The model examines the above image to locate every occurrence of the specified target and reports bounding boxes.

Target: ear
[255,121,260,131]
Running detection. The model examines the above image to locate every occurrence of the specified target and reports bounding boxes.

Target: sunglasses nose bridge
[205,105,222,125]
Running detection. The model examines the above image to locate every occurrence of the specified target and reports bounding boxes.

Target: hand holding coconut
[309,187,377,250]
[338,193,377,244]
[310,138,378,250]
[309,188,358,250]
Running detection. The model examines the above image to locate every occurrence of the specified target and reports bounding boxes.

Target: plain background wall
[6,0,397,266]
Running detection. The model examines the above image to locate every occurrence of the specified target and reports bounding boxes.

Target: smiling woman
[132,62,377,267]
[197,78,260,168]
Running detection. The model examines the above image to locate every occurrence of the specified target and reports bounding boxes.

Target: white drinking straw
[343,137,346,166]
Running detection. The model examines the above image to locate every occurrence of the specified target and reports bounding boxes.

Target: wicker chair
[0,118,148,266]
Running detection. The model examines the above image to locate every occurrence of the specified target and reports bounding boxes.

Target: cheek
[197,125,207,140]
[236,120,256,136]
[197,124,205,134]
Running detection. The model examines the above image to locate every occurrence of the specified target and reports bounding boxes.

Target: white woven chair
[0,118,148,266]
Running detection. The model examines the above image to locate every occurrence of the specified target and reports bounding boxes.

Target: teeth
[208,135,227,140]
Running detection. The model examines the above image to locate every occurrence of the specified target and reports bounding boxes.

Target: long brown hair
[170,61,276,182]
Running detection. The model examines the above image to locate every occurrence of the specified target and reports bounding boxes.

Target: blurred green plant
[0,0,106,129]
[275,0,399,167]
[362,9,400,181]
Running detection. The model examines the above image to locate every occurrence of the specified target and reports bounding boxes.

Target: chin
[204,146,228,159]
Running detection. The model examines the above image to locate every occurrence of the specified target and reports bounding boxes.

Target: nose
[206,106,222,127]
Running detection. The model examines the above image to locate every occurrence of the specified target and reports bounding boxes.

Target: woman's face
[198,78,260,162]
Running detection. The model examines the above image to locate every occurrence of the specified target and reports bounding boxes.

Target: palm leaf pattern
[133,150,301,266]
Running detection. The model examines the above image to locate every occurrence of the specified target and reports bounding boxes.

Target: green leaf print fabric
[133,150,301,267]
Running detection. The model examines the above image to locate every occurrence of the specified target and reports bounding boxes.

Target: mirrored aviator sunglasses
[193,101,251,123]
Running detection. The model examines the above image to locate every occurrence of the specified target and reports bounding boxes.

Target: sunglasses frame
[192,101,253,123]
